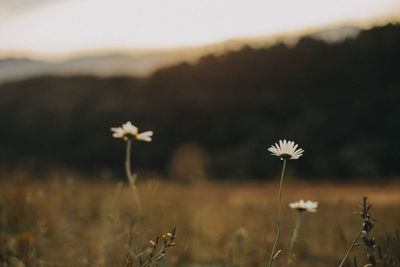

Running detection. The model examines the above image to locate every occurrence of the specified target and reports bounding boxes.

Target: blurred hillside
[0,24,399,180]
[0,26,360,83]
[0,49,203,82]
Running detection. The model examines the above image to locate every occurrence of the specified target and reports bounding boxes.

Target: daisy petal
[137,131,153,142]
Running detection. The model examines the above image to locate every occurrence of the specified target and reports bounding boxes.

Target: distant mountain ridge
[0,50,204,82]
[0,26,361,83]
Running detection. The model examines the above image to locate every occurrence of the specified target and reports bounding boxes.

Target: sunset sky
[0,0,399,58]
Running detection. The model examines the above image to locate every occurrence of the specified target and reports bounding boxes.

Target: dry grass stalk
[125,222,176,267]
[339,196,377,267]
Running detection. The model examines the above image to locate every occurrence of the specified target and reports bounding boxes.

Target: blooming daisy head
[110,121,153,142]
[268,140,304,160]
[289,200,318,213]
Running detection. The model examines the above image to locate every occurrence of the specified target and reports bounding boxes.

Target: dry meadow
[0,172,399,267]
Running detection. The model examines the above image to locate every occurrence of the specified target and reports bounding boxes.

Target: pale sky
[0,0,399,58]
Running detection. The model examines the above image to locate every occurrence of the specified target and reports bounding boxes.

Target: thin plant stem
[338,227,364,267]
[125,139,133,183]
[287,210,303,267]
[125,139,143,217]
[268,159,287,267]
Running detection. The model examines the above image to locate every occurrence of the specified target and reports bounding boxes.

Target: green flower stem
[268,159,287,267]
[287,210,303,267]
[125,139,143,218]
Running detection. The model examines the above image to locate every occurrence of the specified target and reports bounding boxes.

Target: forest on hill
[0,24,399,180]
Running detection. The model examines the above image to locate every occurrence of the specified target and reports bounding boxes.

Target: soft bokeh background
[0,0,400,266]
[1,24,400,180]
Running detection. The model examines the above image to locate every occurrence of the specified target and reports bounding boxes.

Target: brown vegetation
[0,173,399,266]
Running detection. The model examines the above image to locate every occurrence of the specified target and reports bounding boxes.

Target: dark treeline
[1,24,400,180]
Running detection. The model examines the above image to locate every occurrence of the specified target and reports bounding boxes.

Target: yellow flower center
[123,132,138,141]
[279,153,293,159]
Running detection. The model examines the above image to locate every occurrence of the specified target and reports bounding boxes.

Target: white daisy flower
[111,121,138,139]
[110,121,153,142]
[268,140,304,160]
[289,200,318,212]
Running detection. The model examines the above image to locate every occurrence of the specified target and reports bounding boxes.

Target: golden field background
[1,172,399,266]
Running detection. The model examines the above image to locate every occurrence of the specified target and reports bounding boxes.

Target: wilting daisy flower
[289,200,318,212]
[268,140,304,160]
[111,121,153,142]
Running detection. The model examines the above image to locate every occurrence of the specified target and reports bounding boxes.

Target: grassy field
[0,173,399,266]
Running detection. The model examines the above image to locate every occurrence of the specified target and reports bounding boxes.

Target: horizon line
[0,16,399,61]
